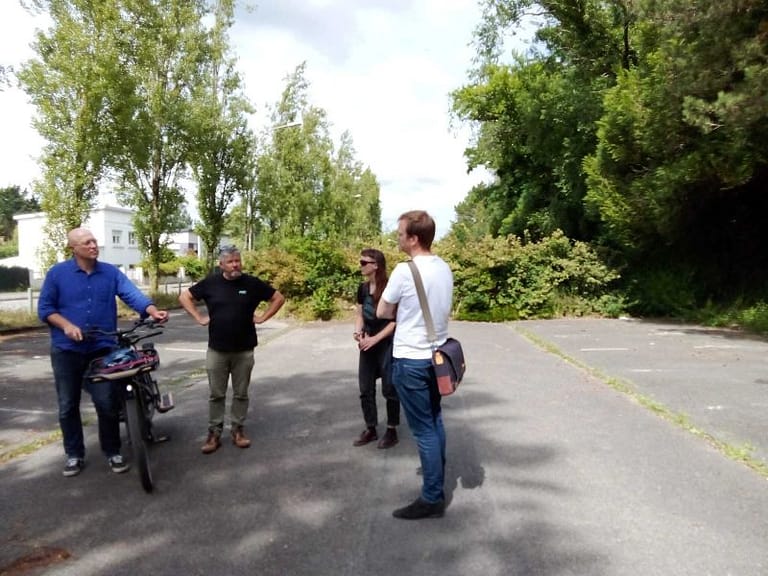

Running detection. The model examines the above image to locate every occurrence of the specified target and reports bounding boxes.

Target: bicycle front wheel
[125,394,153,493]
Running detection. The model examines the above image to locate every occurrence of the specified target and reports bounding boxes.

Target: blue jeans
[50,347,122,459]
[391,357,446,503]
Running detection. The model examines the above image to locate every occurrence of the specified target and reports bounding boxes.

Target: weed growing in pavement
[516,327,768,480]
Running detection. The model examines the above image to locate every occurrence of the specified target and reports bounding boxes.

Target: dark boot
[377,427,399,449]
[353,427,378,446]
[392,497,445,520]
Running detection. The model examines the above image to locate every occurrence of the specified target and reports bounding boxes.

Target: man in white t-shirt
[377,210,453,519]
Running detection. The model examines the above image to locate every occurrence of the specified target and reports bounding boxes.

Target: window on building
[128,231,137,246]
[112,229,122,245]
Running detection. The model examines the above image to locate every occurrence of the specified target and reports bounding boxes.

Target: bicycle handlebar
[85,318,166,347]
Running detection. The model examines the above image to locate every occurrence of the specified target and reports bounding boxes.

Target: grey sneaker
[63,457,84,477]
[107,454,130,474]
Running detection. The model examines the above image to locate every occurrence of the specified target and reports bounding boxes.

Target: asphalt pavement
[1,316,767,576]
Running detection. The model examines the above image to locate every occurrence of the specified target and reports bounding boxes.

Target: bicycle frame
[84,319,173,493]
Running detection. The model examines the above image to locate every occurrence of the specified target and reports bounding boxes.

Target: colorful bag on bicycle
[87,348,158,380]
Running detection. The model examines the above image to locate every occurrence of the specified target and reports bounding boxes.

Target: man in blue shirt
[38,227,168,477]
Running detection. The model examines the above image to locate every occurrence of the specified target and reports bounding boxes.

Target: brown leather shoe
[377,427,399,449]
[353,427,378,446]
[201,432,221,454]
[231,428,251,449]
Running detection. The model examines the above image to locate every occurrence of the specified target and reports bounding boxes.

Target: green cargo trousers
[205,348,255,433]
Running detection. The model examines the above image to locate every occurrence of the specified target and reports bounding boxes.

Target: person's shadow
[443,435,486,505]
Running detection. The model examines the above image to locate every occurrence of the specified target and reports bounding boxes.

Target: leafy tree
[326,131,381,241]
[453,60,607,241]
[457,0,768,312]
[251,63,382,246]
[453,0,636,242]
[355,168,383,239]
[0,186,40,240]
[255,64,334,242]
[109,0,211,292]
[448,182,498,245]
[188,0,255,271]
[584,0,768,300]
[18,0,125,265]
[19,0,203,281]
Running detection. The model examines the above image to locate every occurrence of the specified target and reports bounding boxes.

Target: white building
[8,205,207,286]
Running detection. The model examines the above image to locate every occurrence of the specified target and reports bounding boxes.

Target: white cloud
[0,2,46,193]
[1,0,494,237]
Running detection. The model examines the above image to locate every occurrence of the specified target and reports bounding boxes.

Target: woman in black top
[352,248,400,449]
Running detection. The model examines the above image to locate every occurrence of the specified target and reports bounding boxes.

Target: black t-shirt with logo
[189,273,276,352]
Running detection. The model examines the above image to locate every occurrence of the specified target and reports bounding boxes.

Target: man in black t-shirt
[179,245,285,454]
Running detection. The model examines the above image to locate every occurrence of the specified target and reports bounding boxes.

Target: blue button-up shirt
[38,259,153,353]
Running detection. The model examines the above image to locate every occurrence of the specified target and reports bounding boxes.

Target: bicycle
[84,318,174,493]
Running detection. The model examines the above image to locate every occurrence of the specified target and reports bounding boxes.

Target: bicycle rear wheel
[125,394,153,493]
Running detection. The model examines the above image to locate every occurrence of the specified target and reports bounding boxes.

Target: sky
[0,0,504,237]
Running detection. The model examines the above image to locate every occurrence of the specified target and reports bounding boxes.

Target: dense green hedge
[440,230,624,321]
[144,230,624,322]
[182,231,625,322]
[0,266,30,291]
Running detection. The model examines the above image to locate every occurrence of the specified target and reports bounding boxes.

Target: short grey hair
[217,244,240,261]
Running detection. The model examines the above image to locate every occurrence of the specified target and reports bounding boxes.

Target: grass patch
[515,326,768,479]
[682,300,768,337]
[0,309,44,331]
[0,291,186,331]
[0,430,62,464]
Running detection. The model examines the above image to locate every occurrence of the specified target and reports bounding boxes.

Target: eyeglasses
[359,260,376,266]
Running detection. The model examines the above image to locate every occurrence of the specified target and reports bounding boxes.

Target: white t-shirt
[382,254,453,360]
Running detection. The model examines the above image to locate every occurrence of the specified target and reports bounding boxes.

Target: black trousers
[358,337,400,428]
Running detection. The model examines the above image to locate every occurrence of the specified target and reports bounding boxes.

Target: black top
[357,282,391,337]
[189,273,276,352]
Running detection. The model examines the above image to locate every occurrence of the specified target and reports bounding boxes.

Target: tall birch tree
[18,0,125,266]
[188,0,255,271]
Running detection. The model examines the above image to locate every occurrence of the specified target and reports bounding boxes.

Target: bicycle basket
[87,348,159,381]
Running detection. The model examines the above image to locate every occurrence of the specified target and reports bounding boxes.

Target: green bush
[625,267,697,317]
[738,302,768,333]
[691,299,768,336]
[0,266,30,291]
[241,239,360,321]
[244,246,309,299]
[180,230,624,323]
[310,286,336,320]
[440,230,622,321]
[0,242,18,259]
[177,255,207,281]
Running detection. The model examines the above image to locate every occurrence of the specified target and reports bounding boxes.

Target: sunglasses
[359,260,376,266]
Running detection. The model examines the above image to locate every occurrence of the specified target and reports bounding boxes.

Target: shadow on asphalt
[0,351,605,576]
[633,318,768,342]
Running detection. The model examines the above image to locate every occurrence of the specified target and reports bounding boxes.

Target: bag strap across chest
[407,260,437,345]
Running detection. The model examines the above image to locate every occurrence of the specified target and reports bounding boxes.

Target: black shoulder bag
[407,261,466,396]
